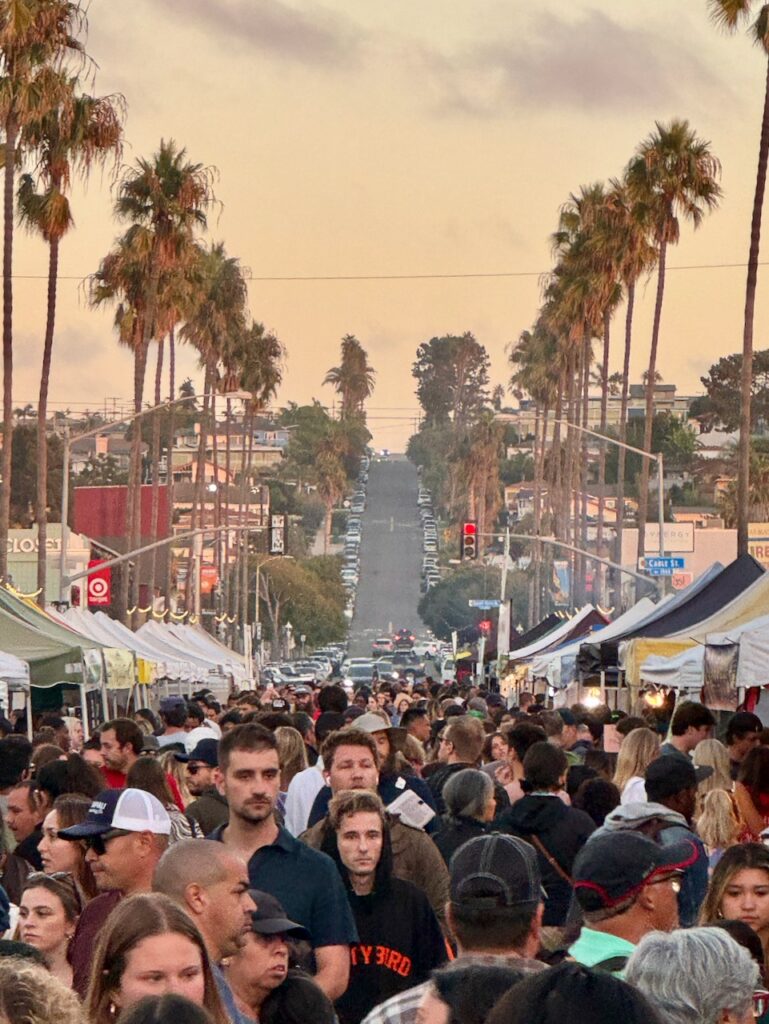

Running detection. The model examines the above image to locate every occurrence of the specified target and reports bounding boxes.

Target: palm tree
[0,0,85,582]
[626,120,721,561]
[324,334,376,419]
[19,80,123,603]
[315,424,350,552]
[709,2,769,553]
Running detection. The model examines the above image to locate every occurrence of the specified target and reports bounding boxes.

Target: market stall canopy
[0,648,30,687]
[638,646,706,690]
[0,605,88,688]
[508,614,562,652]
[506,606,610,665]
[167,624,247,670]
[138,621,248,682]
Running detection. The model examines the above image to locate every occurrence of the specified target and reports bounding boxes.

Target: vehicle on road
[371,636,394,655]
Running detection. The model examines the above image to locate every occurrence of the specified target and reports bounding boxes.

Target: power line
[10,259,769,283]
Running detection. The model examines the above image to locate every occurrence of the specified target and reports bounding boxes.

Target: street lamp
[58,389,250,603]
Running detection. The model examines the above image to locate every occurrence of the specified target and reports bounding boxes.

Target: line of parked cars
[341,454,370,619]
[419,486,441,593]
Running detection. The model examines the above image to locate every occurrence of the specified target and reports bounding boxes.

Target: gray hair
[443,768,493,820]
[625,927,758,1024]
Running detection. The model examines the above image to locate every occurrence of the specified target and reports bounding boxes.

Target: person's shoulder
[360,982,429,1024]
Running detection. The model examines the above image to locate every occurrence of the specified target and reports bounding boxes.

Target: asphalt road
[348,458,424,656]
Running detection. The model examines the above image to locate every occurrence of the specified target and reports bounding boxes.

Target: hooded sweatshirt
[497,793,595,926]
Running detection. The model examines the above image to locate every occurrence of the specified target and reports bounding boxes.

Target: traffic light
[461,520,478,560]
[478,619,492,636]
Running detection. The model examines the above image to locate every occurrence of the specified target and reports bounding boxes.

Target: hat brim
[58,821,113,839]
[651,838,700,875]
[250,918,310,941]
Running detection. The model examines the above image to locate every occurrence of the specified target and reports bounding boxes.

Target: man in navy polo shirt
[207,722,357,1001]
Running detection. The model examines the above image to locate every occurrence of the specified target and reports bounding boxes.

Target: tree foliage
[417,566,529,642]
[412,333,490,427]
[698,348,769,432]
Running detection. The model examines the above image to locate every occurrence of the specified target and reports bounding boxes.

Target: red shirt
[99,765,185,811]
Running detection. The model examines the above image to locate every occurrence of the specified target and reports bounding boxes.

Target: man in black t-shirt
[327,789,447,1024]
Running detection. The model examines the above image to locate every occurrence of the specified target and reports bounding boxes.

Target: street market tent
[636,646,706,691]
[506,606,611,665]
[0,603,91,688]
[529,597,657,688]
[166,624,248,671]
[508,613,562,652]
[138,621,248,683]
[0,649,30,686]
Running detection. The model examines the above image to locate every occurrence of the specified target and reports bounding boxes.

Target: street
[348,457,425,656]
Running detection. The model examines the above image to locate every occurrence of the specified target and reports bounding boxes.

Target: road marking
[390,517,395,532]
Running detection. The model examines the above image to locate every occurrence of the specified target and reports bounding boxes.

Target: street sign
[269,514,288,555]
[468,599,502,609]
[672,571,693,590]
[644,557,685,571]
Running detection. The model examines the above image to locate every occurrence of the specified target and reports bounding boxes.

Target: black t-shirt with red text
[335,876,448,1024]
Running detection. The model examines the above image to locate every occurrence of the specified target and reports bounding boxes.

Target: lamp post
[58,390,250,605]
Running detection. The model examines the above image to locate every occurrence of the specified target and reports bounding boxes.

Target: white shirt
[284,759,325,836]
[621,776,647,805]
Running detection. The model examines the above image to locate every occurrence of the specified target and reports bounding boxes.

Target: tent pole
[80,681,90,741]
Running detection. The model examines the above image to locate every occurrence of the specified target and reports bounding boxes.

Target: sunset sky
[9,1,769,449]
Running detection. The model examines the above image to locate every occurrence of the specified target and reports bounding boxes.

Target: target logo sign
[87,560,112,607]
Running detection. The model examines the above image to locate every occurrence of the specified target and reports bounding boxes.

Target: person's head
[153,840,254,961]
[6,781,42,841]
[644,756,702,823]
[400,706,431,745]
[696,788,740,852]
[175,739,218,798]
[159,698,188,732]
[100,719,144,773]
[419,960,535,1024]
[522,742,567,792]
[126,757,175,807]
[314,712,346,747]
[504,722,546,772]
[572,778,620,827]
[259,970,335,1024]
[18,872,82,960]
[116,994,214,1024]
[86,892,227,1024]
[216,724,279,825]
[317,684,347,715]
[447,834,544,958]
[483,732,510,764]
[0,957,82,1024]
[38,714,70,753]
[573,831,696,936]
[669,701,716,751]
[58,788,171,895]
[134,709,161,736]
[625,927,758,1024]
[63,717,84,753]
[291,686,314,714]
[694,738,733,809]
[217,710,243,734]
[34,754,103,814]
[82,736,104,769]
[328,789,386,887]
[441,716,485,765]
[485,961,663,1024]
[274,727,307,791]
[738,745,769,796]
[321,728,379,793]
[225,892,309,1011]
[185,705,205,732]
[726,712,763,763]
[443,768,495,823]
[700,842,769,937]
[612,727,659,792]
[38,794,97,897]
[0,735,32,790]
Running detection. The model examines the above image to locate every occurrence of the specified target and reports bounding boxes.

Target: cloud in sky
[411,9,723,118]
[155,0,363,67]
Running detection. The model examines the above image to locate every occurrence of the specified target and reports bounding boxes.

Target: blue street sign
[645,557,685,571]
[646,566,675,577]
[468,599,502,609]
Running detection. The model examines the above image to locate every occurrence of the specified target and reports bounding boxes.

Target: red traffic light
[462,522,477,536]
[478,619,492,635]
[461,520,478,560]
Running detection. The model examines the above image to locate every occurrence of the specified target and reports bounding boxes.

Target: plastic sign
[269,514,288,555]
[87,560,111,607]
[461,520,478,561]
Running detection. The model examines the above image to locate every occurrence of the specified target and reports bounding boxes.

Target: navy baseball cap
[58,788,171,839]
[176,738,219,766]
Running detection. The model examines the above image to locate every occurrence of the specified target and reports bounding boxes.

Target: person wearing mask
[5,781,43,870]
[176,739,228,836]
[660,702,716,762]
[58,787,172,997]
[568,831,695,975]
[207,723,357,1001]
[18,872,82,986]
[432,769,493,866]
[726,712,763,781]
[497,741,595,926]
[644,755,710,927]
[153,839,255,1024]
[427,716,509,817]
[326,790,447,1024]
[301,728,450,923]
[362,832,546,1024]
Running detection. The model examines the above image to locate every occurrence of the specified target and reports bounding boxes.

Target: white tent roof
[638,646,706,689]
[0,648,30,686]
[139,621,247,682]
[507,606,602,664]
[167,624,247,670]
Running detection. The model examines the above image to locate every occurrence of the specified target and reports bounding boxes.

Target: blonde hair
[158,750,192,807]
[696,789,739,852]
[0,957,83,1024]
[275,726,308,791]
[693,738,732,815]
[613,727,659,792]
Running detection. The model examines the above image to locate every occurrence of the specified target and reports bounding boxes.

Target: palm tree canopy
[324,333,375,417]
[708,1,769,52]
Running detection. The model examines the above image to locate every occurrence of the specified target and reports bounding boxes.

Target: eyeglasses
[648,872,683,895]
[83,828,131,855]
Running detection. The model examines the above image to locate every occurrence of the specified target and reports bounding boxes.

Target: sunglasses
[83,828,131,855]
[186,764,214,775]
[755,991,769,1018]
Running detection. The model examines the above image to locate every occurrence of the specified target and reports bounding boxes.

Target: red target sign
[87,560,112,606]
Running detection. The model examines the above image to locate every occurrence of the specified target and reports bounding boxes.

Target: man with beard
[207,723,357,1001]
[177,738,228,834]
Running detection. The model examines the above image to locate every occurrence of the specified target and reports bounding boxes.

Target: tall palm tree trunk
[35,234,60,604]
[188,365,211,615]
[596,309,611,607]
[223,398,232,617]
[241,408,255,625]
[119,323,144,621]
[0,117,18,583]
[579,333,590,605]
[637,240,668,563]
[147,336,164,606]
[531,405,542,628]
[615,282,635,600]
[129,337,149,625]
[738,58,769,556]
[163,327,176,612]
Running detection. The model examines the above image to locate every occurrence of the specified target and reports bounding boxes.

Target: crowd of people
[0,678,768,1024]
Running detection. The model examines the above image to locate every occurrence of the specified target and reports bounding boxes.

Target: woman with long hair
[613,727,659,805]
[18,872,83,986]
[697,789,740,870]
[693,738,733,816]
[38,794,98,900]
[126,758,200,843]
[699,843,769,961]
[275,727,308,795]
[734,746,769,842]
[0,958,83,1024]
[85,893,228,1024]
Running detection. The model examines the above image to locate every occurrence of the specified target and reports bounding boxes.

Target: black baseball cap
[450,834,542,910]
[573,831,698,911]
[175,738,219,766]
[645,755,713,800]
[248,890,309,939]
